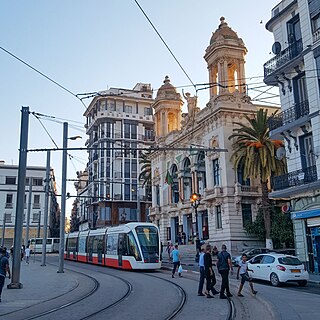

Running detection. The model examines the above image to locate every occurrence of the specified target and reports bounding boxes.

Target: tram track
[166,272,234,320]
[144,273,187,320]
[3,258,134,320]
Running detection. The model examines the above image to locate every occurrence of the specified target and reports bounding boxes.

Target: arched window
[196,151,206,194]
[182,158,192,200]
[170,164,179,203]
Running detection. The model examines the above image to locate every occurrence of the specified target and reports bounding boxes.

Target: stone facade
[149,18,277,253]
[0,161,58,247]
[265,0,320,273]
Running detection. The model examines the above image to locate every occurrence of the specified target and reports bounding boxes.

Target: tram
[65,222,161,270]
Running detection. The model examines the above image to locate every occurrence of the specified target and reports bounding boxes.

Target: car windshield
[278,257,301,266]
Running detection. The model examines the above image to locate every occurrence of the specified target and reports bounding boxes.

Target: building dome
[209,17,240,45]
[156,76,180,100]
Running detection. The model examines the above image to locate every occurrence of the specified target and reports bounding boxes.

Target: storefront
[292,208,320,273]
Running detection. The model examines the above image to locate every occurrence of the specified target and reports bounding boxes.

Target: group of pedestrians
[198,244,258,299]
[168,242,258,299]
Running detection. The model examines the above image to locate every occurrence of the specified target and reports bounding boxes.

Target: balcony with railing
[268,100,309,132]
[313,28,320,43]
[264,39,303,82]
[272,165,318,191]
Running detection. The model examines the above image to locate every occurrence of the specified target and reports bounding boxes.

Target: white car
[247,253,309,287]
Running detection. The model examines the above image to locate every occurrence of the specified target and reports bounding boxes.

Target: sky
[0,0,280,216]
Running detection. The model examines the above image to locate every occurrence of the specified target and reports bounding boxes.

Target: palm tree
[138,149,152,187]
[228,109,287,249]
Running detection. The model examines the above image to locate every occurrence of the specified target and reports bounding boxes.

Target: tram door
[118,233,125,268]
[87,236,94,263]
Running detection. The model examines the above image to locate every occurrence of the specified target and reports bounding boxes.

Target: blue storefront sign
[291,208,320,220]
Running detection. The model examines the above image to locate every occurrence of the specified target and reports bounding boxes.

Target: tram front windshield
[135,226,159,262]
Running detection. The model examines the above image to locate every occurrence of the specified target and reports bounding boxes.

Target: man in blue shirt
[198,247,205,295]
[171,245,182,278]
[217,244,233,299]
[0,247,11,302]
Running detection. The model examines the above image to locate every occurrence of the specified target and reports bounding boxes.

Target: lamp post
[190,192,201,237]
[58,122,81,273]
[190,192,201,262]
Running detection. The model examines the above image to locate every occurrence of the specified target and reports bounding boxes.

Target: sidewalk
[0,257,79,313]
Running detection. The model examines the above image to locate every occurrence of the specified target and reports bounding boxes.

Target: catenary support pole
[41,150,50,266]
[25,177,32,248]
[1,218,5,247]
[58,122,68,273]
[137,188,141,222]
[8,106,29,289]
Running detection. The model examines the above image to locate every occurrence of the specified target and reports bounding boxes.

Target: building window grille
[242,203,252,227]
[213,159,220,186]
[5,177,16,185]
[216,205,222,229]
[5,194,13,208]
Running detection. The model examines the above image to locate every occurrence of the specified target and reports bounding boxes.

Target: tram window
[135,226,159,257]
[35,239,43,245]
[127,232,142,261]
[68,238,77,252]
[88,236,94,253]
[93,237,98,254]
[97,236,104,253]
[106,234,118,255]
[78,237,87,254]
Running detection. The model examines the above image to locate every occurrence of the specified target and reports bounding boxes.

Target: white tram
[65,223,161,270]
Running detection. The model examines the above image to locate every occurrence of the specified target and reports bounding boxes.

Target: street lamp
[190,192,201,237]
[58,122,82,273]
[190,192,201,263]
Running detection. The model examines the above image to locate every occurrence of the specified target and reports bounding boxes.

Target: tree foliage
[228,109,287,245]
[139,149,152,187]
[245,206,294,249]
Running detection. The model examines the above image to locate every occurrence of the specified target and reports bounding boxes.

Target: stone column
[217,61,222,94]
[223,59,228,93]
[239,60,246,93]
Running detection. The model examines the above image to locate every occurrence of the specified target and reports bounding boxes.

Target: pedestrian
[171,244,182,278]
[177,233,182,245]
[217,244,233,299]
[198,247,206,296]
[3,247,9,259]
[20,246,24,261]
[182,232,186,245]
[204,245,219,298]
[10,246,13,260]
[25,245,31,264]
[237,253,257,297]
[166,242,173,261]
[0,247,11,302]
[212,246,219,257]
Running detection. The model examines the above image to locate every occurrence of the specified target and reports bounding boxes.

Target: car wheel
[298,280,307,287]
[270,272,280,287]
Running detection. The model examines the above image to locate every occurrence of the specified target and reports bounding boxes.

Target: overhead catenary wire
[0,45,88,109]
[133,0,196,91]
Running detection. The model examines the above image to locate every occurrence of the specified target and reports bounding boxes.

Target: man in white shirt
[236,253,257,297]
[197,247,206,296]
[25,246,31,264]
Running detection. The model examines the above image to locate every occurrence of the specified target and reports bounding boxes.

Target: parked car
[232,248,274,266]
[247,253,309,287]
[274,248,296,256]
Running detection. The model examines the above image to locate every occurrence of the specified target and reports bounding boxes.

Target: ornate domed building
[149,18,278,252]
